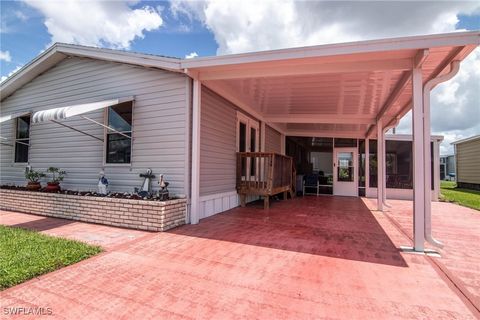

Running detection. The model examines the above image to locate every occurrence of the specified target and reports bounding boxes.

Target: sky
[1,0,479,154]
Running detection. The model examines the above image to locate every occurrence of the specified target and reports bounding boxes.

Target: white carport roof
[1,31,479,139]
[182,31,479,138]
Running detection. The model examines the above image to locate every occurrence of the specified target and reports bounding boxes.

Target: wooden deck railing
[236,152,294,209]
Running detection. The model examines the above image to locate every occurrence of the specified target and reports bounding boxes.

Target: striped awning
[31,97,133,124]
[0,111,30,124]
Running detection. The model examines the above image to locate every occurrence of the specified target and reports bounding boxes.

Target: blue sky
[1,1,479,78]
[1,1,479,154]
[0,1,218,77]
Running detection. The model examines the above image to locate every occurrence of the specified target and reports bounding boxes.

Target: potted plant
[25,169,46,191]
[45,167,66,192]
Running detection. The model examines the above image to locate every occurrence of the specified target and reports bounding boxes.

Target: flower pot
[26,181,41,191]
[45,182,61,192]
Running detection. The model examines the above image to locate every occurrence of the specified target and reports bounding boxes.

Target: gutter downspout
[423,60,460,248]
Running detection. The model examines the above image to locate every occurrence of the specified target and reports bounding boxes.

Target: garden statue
[138,169,155,197]
[98,170,108,195]
[157,174,169,201]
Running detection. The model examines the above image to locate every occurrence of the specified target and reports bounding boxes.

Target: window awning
[31,97,133,124]
[0,111,30,124]
[30,96,134,142]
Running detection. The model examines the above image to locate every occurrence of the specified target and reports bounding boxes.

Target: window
[105,101,132,164]
[14,115,31,163]
[236,112,259,177]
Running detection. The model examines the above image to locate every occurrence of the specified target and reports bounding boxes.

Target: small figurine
[157,174,169,201]
[138,169,155,198]
[98,170,108,195]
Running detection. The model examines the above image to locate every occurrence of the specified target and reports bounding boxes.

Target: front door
[333,147,358,196]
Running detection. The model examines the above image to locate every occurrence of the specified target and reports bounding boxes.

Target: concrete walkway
[0,210,149,250]
[1,197,479,319]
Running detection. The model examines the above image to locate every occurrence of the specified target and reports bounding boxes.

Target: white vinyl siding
[456,138,480,184]
[199,87,237,196]
[265,125,282,153]
[0,57,188,195]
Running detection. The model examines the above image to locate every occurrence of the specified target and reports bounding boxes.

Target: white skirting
[366,188,438,201]
[199,191,261,219]
[199,191,239,219]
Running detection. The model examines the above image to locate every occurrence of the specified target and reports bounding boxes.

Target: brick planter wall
[0,189,187,231]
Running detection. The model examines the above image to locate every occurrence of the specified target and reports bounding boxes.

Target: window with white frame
[236,112,259,176]
[105,101,133,164]
[14,115,31,163]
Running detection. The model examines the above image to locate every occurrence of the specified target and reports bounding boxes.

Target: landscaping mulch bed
[0,185,172,201]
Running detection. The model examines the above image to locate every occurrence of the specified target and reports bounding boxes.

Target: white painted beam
[414,49,429,68]
[266,114,376,125]
[198,59,412,81]
[190,78,202,224]
[287,130,364,139]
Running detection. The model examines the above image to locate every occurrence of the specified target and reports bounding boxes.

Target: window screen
[14,115,31,163]
[106,102,132,164]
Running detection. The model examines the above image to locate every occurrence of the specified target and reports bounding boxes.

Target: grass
[440,181,480,211]
[0,225,102,290]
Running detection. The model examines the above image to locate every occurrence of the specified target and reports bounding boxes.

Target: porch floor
[1,197,479,319]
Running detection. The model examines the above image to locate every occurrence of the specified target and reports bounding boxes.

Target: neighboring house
[440,154,455,180]
[452,135,480,190]
[1,31,479,229]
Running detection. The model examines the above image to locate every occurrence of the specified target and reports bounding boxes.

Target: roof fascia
[451,135,480,145]
[181,31,480,69]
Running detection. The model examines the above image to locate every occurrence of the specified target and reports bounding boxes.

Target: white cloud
[185,51,198,59]
[14,10,28,22]
[0,50,12,62]
[24,0,163,49]
[171,1,479,55]
[173,1,480,155]
[1,65,23,83]
[393,48,480,155]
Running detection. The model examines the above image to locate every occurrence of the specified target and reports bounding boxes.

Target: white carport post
[412,67,425,252]
[365,138,370,196]
[382,132,387,206]
[376,119,384,211]
[191,78,202,224]
[260,122,266,152]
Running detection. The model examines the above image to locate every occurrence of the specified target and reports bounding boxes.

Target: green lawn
[0,225,102,290]
[440,181,480,211]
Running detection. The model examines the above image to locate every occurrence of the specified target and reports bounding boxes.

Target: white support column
[365,138,370,196]
[280,134,286,155]
[190,78,202,224]
[382,132,388,206]
[260,121,266,152]
[433,140,440,201]
[376,119,384,211]
[423,81,433,236]
[412,67,425,252]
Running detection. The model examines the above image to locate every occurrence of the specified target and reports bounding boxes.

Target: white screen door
[333,147,358,196]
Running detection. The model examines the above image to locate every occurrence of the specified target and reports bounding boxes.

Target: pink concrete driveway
[1,197,479,319]
[369,199,480,313]
[0,210,149,250]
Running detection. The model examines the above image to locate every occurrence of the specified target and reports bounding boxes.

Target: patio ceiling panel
[187,32,479,139]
